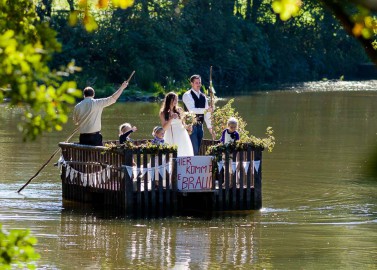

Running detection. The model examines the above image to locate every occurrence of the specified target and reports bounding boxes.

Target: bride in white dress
[160,92,194,157]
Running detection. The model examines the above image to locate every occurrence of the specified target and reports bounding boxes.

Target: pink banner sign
[177,156,213,190]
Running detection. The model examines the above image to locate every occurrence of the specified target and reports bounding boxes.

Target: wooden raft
[58,139,263,217]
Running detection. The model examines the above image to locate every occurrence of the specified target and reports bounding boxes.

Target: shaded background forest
[40,0,369,95]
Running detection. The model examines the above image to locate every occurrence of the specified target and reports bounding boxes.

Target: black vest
[188,90,205,123]
[190,90,206,108]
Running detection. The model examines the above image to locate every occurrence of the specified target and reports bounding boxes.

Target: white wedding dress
[164,118,194,157]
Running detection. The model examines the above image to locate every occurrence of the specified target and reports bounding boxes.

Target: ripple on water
[260,207,291,213]
[259,202,377,226]
[283,80,377,93]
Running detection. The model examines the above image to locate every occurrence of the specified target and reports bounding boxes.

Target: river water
[1,81,376,269]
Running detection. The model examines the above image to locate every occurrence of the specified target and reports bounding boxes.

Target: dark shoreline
[4,79,376,104]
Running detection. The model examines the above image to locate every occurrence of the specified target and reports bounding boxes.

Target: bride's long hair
[160,92,182,121]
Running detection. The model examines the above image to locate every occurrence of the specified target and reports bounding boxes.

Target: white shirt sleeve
[204,111,212,129]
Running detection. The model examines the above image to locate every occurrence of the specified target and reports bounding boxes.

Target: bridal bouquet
[184,111,197,135]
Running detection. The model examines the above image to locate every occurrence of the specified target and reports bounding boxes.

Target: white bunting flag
[102,169,107,183]
[70,169,75,182]
[242,161,250,175]
[148,167,155,181]
[253,160,260,173]
[73,171,77,183]
[125,166,133,178]
[158,165,165,178]
[82,173,87,186]
[134,167,140,179]
[92,173,97,186]
[88,174,93,186]
[140,168,148,177]
[231,161,238,173]
[217,161,224,172]
[96,172,100,185]
[65,166,70,179]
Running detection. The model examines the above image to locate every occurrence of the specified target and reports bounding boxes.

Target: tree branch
[348,0,377,11]
[320,0,377,64]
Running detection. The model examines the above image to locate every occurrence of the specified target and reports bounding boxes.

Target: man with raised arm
[73,81,129,146]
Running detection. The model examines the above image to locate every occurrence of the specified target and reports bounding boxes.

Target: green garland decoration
[104,140,177,155]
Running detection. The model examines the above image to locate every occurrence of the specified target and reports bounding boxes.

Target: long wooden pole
[17,127,79,193]
[126,70,136,83]
[17,71,136,193]
[209,66,214,108]
[209,66,216,141]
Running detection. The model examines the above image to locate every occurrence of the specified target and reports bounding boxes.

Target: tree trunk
[251,0,263,23]
[245,0,252,20]
[67,0,75,11]
[140,0,149,18]
[42,0,52,17]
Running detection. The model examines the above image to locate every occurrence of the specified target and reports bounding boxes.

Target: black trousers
[79,132,103,146]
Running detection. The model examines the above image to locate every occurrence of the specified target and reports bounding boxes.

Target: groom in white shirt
[182,74,215,155]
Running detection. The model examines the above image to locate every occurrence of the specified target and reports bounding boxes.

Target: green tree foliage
[0,0,81,140]
[0,224,40,269]
[47,0,370,96]
[273,0,377,63]
[180,0,272,91]
[259,0,369,82]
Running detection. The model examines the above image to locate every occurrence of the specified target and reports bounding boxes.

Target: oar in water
[17,71,136,193]
[17,127,79,193]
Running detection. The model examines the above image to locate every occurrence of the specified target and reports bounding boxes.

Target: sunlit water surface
[1,81,376,269]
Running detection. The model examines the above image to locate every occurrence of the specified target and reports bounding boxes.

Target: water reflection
[57,206,262,269]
